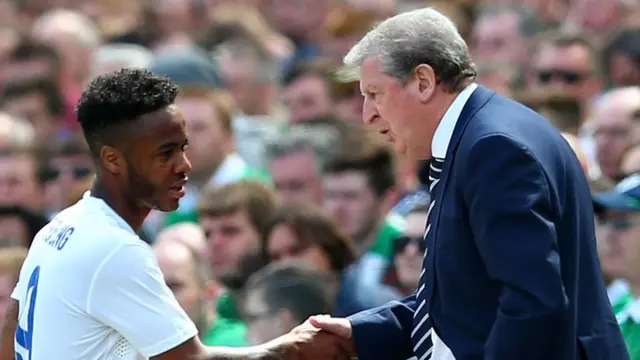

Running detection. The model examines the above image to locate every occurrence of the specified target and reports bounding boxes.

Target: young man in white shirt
[0,69,352,360]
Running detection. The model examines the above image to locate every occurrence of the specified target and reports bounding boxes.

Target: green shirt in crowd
[164,167,271,227]
[201,292,247,347]
[616,292,640,360]
[369,213,406,260]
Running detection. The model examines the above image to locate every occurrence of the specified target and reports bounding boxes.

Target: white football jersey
[12,193,198,360]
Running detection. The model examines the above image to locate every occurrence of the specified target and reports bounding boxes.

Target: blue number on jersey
[14,266,40,360]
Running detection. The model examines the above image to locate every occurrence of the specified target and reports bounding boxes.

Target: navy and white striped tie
[411,157,444,360]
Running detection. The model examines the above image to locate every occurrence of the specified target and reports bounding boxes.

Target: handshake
[254,315,357,360]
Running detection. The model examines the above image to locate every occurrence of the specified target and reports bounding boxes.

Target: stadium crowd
[0,0,638,358]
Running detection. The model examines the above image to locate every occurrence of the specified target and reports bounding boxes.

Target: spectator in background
[150,46,223,90]
[154,223,247,347]
[567,0,633,38]
[330,77,363,125]
[40,134,93,216]
[420,0,476,42]
[323,134,403,260]
[2,39,60,88]
[562,132,591,174]
[161,89,269,229]
[242,261,336,345]
[593,173,640,359]
[322,135,404,314]
[591,87,640,179]
[281,59,337,124]
[470,4,538,66]
[323,5,380,63]
[0,247,27,323]
[384,204,428,297]
[265,0,334,70]
[145,0,194,51]
[208,4,293,62]
[263,203,355,274]
[0,206,48,248]
[1,76,66,142]
[517,89,584,135]
[601,25,640,88]
[0,112,34,149]
[475,61,519,97]
[197,180,276,322]
[621,145,640,176]
[529,31,603,113]
[212,36,286,170]
[91,43,153,78]
[31,9,101,129]
[214,37,281,118]
[265,124,342,205]
[0,146,45,212]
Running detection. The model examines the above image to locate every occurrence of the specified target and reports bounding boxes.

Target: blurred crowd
[0,0,639,357]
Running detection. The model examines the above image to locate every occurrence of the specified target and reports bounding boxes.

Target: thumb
[309,315,352,339]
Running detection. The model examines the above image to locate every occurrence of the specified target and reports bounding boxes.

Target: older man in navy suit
[308,7,630,360]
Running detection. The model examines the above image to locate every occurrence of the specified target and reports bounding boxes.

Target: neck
[353,222,380,257]
[90,178,150,232]
[419,90,464,160]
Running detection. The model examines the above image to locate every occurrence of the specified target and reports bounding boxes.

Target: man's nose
[176,152,192,174]
[362,97,378,125]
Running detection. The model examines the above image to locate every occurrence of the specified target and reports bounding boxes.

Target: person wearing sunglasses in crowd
[40,134,94,218]
[383,205,428,296]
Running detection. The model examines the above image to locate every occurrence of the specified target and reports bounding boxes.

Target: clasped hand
[259,315,356,360]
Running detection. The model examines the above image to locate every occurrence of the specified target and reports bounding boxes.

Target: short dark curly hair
[76,68,179,157]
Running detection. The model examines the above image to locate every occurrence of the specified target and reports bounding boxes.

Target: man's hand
[259,317,355,360]
[308,315,352,340]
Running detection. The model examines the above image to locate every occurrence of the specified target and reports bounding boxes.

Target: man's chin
[154,199,180,212]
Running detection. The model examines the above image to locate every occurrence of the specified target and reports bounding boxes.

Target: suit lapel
[424,85,495,302]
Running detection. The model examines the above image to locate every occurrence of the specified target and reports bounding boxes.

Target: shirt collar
[81,191,136,235]
[431,83,478,159]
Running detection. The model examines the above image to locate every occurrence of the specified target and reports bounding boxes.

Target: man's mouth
[168,178,188,199]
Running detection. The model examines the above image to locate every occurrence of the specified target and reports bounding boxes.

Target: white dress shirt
[429,82,477,360]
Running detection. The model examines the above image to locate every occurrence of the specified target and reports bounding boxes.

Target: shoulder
[94,241,156,278]
[468,95,558,147]
[458,98,575,173]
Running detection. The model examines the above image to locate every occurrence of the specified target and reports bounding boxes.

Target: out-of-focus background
[0,0,639,355]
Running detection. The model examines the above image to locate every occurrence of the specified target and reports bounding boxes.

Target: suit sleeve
[348,294,417,360]
[463,134,568,359]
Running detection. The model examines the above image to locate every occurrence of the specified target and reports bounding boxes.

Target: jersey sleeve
[86,242,198,358]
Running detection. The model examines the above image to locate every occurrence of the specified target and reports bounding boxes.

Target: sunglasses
[598,217,640,231]
[42,166,92,182]
[537,69,588,84]
[393,236,426,254]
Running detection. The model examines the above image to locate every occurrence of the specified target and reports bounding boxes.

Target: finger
[309,316,352,339]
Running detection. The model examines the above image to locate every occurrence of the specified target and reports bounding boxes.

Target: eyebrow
[157,140,187,151]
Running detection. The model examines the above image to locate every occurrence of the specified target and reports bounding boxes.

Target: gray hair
[92,43,154,74]
[265,125,342,172]
[343,7,476,92]
[32,9,100,49]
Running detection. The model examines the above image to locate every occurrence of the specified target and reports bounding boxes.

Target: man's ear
[100,145,123,175]
[413,64,437,103]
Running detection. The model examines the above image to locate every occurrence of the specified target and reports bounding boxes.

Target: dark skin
[0,105,355,360]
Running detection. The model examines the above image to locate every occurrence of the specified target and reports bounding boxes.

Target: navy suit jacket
[348,86,629,360]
